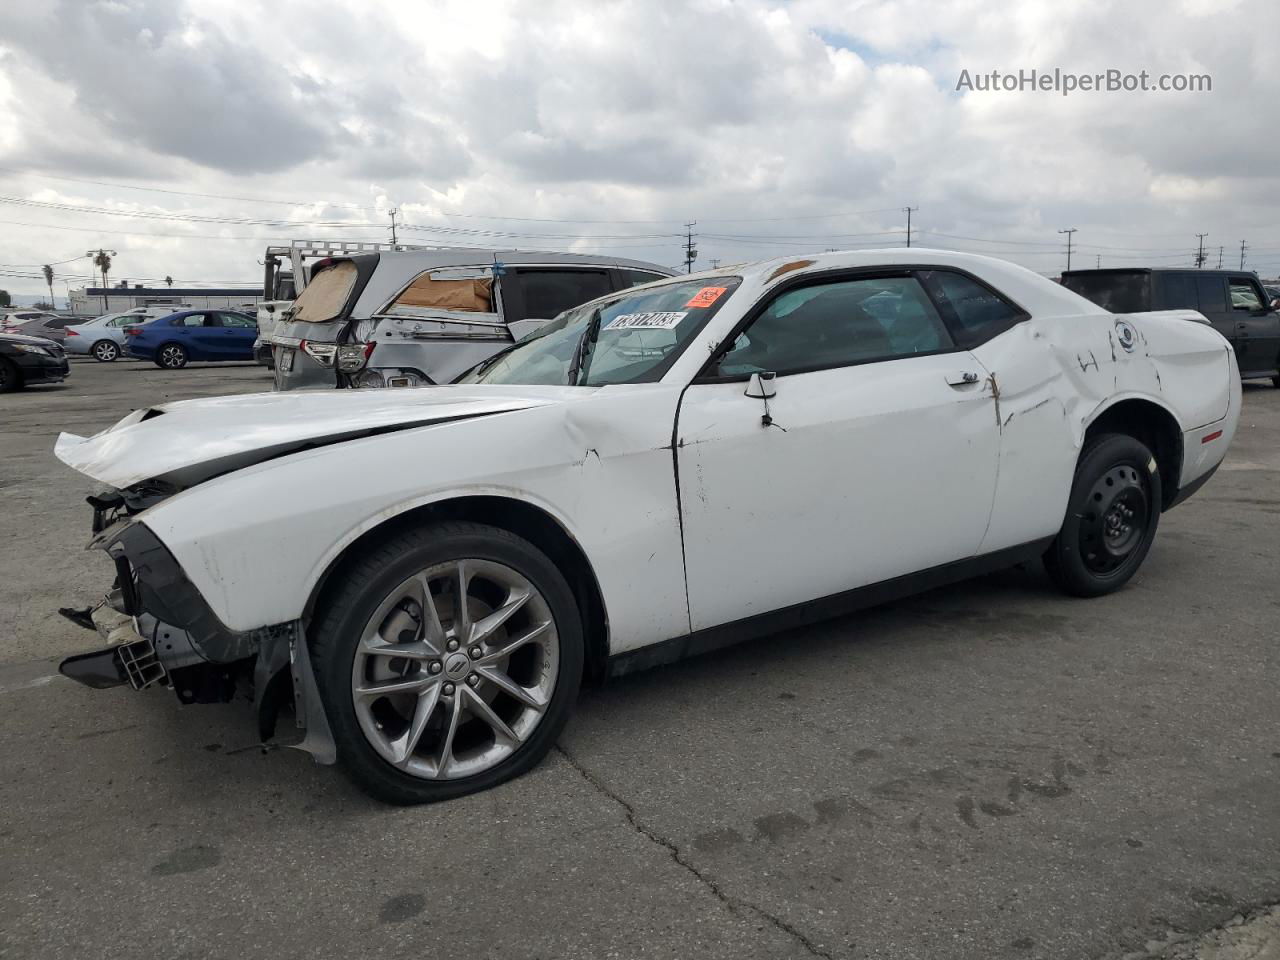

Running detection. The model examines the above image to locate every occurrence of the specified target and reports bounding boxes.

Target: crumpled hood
[55,384,586,489]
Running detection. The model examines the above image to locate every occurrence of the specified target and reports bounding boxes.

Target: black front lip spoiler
[59,647,127,688]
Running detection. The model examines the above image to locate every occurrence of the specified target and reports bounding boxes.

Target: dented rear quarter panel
[972,305,1234,553]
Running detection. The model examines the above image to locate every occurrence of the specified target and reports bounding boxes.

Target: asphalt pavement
[1,359,1276,960]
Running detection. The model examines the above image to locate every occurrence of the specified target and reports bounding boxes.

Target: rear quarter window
[389,271,495,315]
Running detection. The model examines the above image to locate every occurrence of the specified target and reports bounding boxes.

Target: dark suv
[1062,268,1280,385]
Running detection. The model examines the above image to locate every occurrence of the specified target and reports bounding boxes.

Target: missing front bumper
[58,604,166,691]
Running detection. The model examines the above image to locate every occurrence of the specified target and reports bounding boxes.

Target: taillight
[123,326,141,336]
[300,339,337,366]
[65,328,79,337]
[336,342,376,372]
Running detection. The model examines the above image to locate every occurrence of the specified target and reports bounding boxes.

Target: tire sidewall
[312,525,584,804]
[0,357,20,392]
[1050,433,1162,596]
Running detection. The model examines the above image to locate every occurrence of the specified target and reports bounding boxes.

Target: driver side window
[718,275,954,377]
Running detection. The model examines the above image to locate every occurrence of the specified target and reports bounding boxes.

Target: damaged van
[269,249,673,390]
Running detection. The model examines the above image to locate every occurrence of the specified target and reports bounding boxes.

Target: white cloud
[0,0,1277,299]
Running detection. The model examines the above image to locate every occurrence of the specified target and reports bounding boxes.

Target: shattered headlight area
[57,489,334,761]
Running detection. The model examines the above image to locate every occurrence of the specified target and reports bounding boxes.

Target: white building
[69,285,262,317]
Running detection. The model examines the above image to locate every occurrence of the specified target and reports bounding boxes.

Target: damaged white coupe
[54,250,1240,803]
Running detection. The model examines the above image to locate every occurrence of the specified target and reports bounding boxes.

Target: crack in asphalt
[555,743,835,960]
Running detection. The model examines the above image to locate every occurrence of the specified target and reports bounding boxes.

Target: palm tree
[93,250,112,312]
[42,264,54,308]
[164,275,173,288]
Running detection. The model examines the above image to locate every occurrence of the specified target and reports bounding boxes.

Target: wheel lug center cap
[444,653,471,680]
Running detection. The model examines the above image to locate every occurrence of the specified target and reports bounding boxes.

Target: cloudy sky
[0,0,1276,302]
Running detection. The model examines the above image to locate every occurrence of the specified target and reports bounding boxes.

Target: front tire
[311,521,584,805]
[1044,433,1162,597]
[91,340,119,362]
[0,357,22,392]
[157,343,187,369]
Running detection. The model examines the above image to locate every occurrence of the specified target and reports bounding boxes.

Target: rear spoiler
[1118,309,1210,325]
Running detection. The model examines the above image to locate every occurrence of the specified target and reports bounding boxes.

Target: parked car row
[54,248,1240,804]
[62,308,166,361]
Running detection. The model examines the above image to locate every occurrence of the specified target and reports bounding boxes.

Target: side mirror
[744,371,777,399]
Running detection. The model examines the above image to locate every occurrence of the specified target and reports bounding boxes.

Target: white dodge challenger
[55,249,1240,804]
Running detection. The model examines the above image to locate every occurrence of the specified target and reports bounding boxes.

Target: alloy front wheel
[350,558,559,781]
[311,521,583,804]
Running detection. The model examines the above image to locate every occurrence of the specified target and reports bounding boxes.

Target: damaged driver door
[674,272,1000,633]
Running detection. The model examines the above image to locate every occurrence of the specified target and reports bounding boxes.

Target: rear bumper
[125,341,154,359]
[1169,357,1240,508]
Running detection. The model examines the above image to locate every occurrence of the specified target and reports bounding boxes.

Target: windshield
[459,277,743,386]
[290,260,359,323]
[1061,272,1150,313]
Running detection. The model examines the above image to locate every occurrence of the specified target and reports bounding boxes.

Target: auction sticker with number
[685,286,728,308]
[605,311,688,330]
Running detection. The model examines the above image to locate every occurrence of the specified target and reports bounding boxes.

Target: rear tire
[0,357,22,392]
[1044,433,1162,597]
[91,340,119,362]
[157,343,187,369]
[310,521,584,805]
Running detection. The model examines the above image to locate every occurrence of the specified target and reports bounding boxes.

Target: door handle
[945,371,981,386]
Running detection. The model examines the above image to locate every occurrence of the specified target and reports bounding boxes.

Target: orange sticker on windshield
[685,286,728,309]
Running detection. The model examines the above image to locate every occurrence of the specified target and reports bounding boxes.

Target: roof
[349,248,676,319]
[672,247,1107,319]
[1062,267,1260,277]
[82,287,261,297]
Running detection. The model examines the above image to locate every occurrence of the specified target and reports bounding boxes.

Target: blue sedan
[125,310,259,369]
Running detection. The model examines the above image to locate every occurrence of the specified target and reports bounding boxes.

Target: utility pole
[709,258,720,269]
[1058,228,1078,272]
[1240,240,1247,270]
[1194,233,1208,269]
[388,208,399,249]
[683,222,697,274]
[1096,254,1101,268]
[1216,246,1223,269]
[903,206,918,248]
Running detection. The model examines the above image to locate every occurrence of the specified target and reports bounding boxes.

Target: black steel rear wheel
[1045,433,1161,597]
